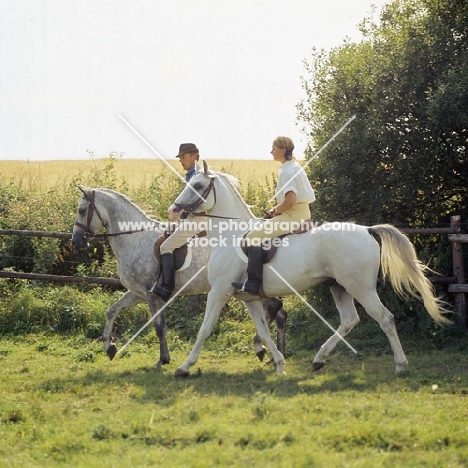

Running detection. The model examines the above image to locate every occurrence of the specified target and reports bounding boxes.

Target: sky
[0,0,389,162]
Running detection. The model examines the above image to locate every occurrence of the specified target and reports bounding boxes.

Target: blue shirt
[186,166,196,182]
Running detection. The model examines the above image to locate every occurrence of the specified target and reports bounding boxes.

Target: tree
[298,0,468,228]
[297,0,468,337]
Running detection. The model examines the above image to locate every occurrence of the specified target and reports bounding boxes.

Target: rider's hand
[263,208,277,219]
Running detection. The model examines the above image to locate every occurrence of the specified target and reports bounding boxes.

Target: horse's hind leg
[274,302,287,358]
[255,298,287,362]
[245,299,285,374]
[358,292,409,373]
[145,291,170,367]
[103,291,142,360]
[312,283,360,371]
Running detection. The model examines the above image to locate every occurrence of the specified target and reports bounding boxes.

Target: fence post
[451,215,466,328]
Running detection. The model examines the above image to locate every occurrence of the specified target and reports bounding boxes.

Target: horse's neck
[103,196,155,233]
[212,175,256,221]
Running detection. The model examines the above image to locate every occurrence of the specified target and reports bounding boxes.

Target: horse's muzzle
[71,233,89,251]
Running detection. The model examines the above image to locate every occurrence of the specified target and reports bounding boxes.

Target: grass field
[0,158,279,190]
[1,333,468,468]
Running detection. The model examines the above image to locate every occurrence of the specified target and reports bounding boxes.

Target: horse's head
[170,160,217,218]
[72,185,108,250]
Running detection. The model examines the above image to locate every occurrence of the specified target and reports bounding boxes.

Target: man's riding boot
[232,246,263,295]
[151,253,175,302]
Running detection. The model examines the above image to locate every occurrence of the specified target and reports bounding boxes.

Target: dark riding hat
[176,143,199,157]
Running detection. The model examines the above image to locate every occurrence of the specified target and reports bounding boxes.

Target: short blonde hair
[273,136,294,160]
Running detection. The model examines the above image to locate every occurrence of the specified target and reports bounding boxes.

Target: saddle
[241,219,315,264]
[153,230,207,271]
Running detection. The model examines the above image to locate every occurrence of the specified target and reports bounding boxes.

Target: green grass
[1,333,468,467]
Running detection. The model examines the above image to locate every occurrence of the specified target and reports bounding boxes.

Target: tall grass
[0,154,279,190]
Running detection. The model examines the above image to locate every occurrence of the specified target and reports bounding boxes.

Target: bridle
[173,176,217,218]
[74,190,107,238]
[173,175,244,220]
[74,190,147,239]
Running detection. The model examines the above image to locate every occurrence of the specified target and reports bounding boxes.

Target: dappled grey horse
[71,186,287,366]
[169,161,450,377]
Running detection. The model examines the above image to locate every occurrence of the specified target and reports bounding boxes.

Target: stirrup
[232,280,247,292]
[232,280,260,295]
[150,286,172,302]
[147,279,158,294]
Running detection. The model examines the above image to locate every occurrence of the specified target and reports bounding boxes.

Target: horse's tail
[368,224,451,325]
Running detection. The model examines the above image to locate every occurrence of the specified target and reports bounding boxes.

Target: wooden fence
[0,229,123,288]
[399,215,466,327]
[0,216,466,326]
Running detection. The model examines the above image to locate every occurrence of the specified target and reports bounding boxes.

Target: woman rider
[232,136,315,295]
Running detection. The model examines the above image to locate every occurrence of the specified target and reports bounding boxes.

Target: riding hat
[176,143,199,157]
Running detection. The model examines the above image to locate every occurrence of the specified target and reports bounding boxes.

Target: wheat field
[0,158,279,189]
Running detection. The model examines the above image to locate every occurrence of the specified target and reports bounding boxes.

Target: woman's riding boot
[232,246,263,295]
[152,253,175,302]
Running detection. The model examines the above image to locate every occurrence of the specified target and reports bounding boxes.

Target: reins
[75,182,243,242]
[188,211,240,220]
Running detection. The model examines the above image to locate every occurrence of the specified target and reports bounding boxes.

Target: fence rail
[0,229,71,239]
[1,216,466,326]
[0,271,122,287]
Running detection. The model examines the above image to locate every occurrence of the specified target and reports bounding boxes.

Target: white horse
[169,161,450,377]
[71,186,287,366]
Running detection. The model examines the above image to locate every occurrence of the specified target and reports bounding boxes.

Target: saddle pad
[236,219,315,265]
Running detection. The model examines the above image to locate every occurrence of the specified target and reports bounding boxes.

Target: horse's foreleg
[313,283,359,371]
[103,291,142,360]
[175,288,231,377]
[145,291,170,367]
[245,299,285,374]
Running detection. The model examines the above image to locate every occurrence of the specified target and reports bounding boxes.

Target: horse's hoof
[107,344,118,361]
[174,368,190,378]
[256,349,266,362]
[312,361,325,372]
[396,362,409,374]
[265,357,275,366]
[157,357,170,367]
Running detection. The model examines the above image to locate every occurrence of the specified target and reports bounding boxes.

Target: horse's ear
[202,160,216,178]
[77,185,89,199]
[195,161,202,174]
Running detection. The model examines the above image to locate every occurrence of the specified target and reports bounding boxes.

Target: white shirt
[275,159,316,204]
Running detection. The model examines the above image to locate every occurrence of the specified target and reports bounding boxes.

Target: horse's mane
[93,187,164,225]
[212,171,257,218]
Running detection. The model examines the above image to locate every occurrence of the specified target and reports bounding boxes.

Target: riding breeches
[159,216,207,255]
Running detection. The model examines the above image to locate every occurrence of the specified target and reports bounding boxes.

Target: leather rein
[75,180,239,241]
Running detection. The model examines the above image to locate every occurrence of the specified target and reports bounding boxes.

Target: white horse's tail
[369,224,451,325]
